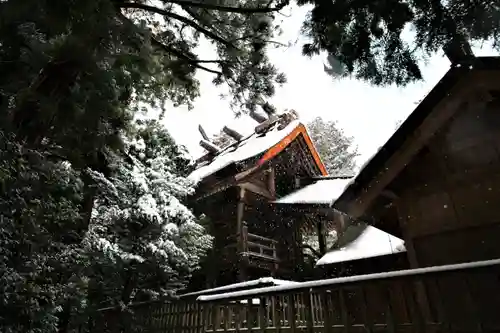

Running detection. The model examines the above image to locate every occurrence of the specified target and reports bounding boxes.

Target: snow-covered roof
[188,120,301,183]
[180,277,299,298]
[274,178,353,205]
[315,224,406,266]
[331,59,500,209]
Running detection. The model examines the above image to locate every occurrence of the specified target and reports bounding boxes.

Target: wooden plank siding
[388,89,500,267]
[85,259,500,333]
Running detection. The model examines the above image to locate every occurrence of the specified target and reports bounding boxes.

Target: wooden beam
[198,124,210,141]
[192,181,233,201]
[239,182,273,199]
[200,139,221,154]
[235,164,262,182]
[249,110,267,123]
[381,190,399,200]
[193,163,270,202]
[222,125,244,141]
[343,79,477,219]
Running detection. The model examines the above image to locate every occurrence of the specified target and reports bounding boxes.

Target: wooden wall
[392,94,500,267]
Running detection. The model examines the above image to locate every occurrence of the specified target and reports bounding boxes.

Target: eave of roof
[273,178,352,205]
[315,223,406,266]
[257,123,328,176]
[189,121,328,184]
[333,56,500,210]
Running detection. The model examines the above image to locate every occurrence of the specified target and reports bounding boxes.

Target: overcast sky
[161,4,498,168]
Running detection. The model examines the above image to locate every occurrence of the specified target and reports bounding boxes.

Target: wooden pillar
[394,198,433,322]
[394,200,420,268]
[237,187,248,282]
[291,212,304,275]
[268,167,276,198]
[316,218,327,255]
[236,187,245,236]
[205,248,216,288]
[293,177,303,271]
[294,176,301,189]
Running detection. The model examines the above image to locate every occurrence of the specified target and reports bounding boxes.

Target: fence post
[241,223,249,253]
[321,291,332,333]
[304,290,314,333]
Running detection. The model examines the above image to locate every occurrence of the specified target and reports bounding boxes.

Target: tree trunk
[80,172,97,238]
[121,270,136,305]
[429,0,474,63]
[57,300,73,333]
[13,59,82,145]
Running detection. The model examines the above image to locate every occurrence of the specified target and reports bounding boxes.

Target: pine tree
[306,117,359,175]
[84,120,212,308]
[0,132,88,333]
[0,0,289,253]
[300,0,497,86]
[0,1,286,331]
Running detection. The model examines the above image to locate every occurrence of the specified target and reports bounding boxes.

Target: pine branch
[119,3,237,49]
[193,59,232,64]
[116,11,223,75]
[151,38,223,75]
[154,0,288,14]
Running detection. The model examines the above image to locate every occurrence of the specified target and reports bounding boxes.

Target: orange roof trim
[257,123,328,175]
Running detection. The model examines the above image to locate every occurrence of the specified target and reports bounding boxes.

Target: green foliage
[306,117,358,175]
[8,0,495,330]
[298,0,500,86]
[0,132,88,333]
[84,121,212,308]
[0,0,291,330]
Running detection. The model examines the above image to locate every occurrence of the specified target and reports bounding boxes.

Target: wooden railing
[241,226,278,263]
[225,226,279,271]
[85,258,500,333]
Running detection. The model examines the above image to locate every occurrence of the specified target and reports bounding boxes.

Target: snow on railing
[87,258,500,333]
[197,258,500,302]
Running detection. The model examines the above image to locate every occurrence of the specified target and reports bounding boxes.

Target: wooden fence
[85,258,500,333]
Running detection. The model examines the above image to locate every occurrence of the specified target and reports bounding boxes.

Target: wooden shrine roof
[316,223,406,266]
[274,177,353,205]
[331,56,500,216]
[188,116,328,184]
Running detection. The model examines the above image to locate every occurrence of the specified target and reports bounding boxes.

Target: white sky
[162,4,499,167]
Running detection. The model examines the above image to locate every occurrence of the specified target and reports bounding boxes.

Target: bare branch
[119,3,237,49]
[266,40,288,46]
[193,59,232,64]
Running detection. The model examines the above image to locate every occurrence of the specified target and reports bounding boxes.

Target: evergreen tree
[1,0,496,331]
[300,0,497,85]
[0,1,285,330]
[84,120,212,308]
[0,132,87,333]
[306,117,359,175]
